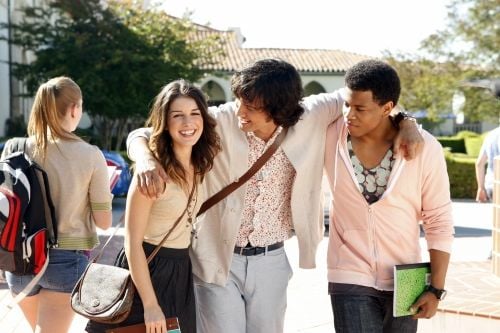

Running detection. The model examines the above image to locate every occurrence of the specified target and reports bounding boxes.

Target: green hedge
[454,130,479,139]
[437,137,466,153]
[464,137,483,157]
[428,130,486,198]
[444,150,476,198]
[438,130,485,156]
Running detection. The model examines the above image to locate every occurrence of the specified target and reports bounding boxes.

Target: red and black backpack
[0,137,57,276]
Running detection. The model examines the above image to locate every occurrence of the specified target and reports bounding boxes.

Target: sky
[150,0,452,57]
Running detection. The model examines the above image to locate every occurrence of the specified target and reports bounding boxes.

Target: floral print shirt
[235,127,296,247]
[347,137,395,204]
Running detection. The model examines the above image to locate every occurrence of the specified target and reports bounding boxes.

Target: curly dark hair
[145,79,221,186]
[345,60,401,106]
[231,58,304,127]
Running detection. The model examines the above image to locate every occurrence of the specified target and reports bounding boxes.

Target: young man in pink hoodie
[324,60,454,333]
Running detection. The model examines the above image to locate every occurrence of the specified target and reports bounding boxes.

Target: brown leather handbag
[70,255,135,324]
[71,183,196,324]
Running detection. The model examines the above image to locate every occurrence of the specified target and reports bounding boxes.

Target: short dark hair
[231,58,304,127]
[345,60,401,106]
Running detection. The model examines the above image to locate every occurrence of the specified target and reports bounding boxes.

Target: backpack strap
[8,137,28,154]
[33,165,58,246]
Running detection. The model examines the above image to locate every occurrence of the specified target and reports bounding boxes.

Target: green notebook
[393,262,431,317]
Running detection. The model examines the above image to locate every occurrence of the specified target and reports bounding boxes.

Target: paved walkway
[1,199,499,332]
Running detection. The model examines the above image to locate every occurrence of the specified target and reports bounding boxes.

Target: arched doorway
[304,81,326,96]
[202,81,226,106]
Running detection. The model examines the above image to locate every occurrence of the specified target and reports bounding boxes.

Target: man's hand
[394,119,424,160]
[410,291,439,319]
[135,156,168,199]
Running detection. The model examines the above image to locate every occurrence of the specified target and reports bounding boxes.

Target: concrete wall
[494,156,500,277]
[0,1,9,136]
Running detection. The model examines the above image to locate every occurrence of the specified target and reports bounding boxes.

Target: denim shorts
[6,248,89,296]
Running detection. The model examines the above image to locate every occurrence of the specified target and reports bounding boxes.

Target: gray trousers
[194,247,293,333]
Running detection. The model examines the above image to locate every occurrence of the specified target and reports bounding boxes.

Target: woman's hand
[144,303,167,333]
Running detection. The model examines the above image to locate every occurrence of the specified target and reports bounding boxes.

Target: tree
[385,54,459,117]
[385,0,499,124]
[1,0,223,150]
[421,0,499,122]
[421,0,499,68]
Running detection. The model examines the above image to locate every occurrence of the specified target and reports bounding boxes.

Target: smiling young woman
[86,80,221,333]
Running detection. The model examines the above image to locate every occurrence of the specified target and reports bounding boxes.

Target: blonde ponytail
[27,77,82,158]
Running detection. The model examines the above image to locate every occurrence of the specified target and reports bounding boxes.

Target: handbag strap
[91,214,125,263]
[91,179,197,264]
[197,127,287,217]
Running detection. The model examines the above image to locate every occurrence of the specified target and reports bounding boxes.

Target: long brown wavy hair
[145,79,221,187]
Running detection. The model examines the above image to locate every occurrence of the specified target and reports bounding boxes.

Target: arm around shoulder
[126,127,153,162]
[126,127,168,198]
[301,88,345,125]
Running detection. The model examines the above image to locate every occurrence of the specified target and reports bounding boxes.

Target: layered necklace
[185,175,198,227]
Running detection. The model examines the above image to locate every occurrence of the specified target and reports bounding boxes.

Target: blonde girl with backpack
[2,76,112,333]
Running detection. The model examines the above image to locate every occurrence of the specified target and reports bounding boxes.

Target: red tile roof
[191,27,372,73]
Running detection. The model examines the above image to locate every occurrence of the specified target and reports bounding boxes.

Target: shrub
[437,137,466,153]
[464,137,483,157]
[444,149,476,198]
[5,116,27,137]
[438,130,485,156]
[455,130,479,139]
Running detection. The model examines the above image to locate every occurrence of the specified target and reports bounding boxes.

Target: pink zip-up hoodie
[324,118,454,291]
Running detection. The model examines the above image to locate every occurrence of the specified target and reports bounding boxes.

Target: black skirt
[85,242,196,333]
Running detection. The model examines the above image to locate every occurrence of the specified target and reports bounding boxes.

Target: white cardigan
[127,90,344,286]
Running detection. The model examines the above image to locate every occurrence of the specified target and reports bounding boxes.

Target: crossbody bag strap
[197,127,288,217]
[91,213,125,263]
[90,179,197,264]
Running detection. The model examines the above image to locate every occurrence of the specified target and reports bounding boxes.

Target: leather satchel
[71,261,135,324]
[71,183,196,324]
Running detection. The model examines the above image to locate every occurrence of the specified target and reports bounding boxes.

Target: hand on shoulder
[135,156,168,199]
